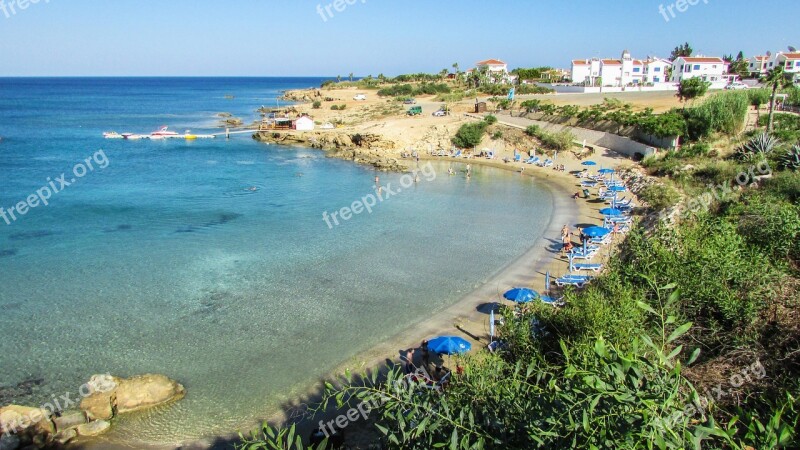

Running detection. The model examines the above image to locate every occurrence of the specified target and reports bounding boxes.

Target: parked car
[725,82,748,90]
[353,94,367,101]
[403,98,416,104]
[432,110,447,117]
[407,106,423,116]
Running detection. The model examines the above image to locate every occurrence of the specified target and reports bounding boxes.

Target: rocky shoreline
[0,374,185,450]
[253,130,412,172]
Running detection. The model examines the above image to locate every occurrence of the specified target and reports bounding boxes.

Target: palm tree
[336,75,342,83]
[349,72,354,82]
[452,63,459,74]
[763,66,792,132]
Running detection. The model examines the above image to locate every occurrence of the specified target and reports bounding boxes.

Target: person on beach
[561,225,570,240]
[402,349,415,374]
[421,340,430,367]
[572,191,580,199]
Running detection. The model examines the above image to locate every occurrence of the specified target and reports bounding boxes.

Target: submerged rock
[54,428,77,445]
[114,374,186,414]
[0,405,54,436]
[76,420,111,437]
[0,434,20,450]
[53,410,87,432]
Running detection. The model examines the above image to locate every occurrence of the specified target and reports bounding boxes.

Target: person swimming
[246,186,258,192]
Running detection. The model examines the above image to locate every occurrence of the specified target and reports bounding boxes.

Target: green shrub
[525,125,540,137]
[452,121,487,148]
[312,100,321,109]
[484,115,498,125]
[732,191,800,264]
[539,129,575,151]
[639,183,681,210]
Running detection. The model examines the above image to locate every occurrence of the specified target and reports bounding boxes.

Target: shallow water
[0,78,554,444]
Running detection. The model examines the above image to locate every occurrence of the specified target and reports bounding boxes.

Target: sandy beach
[74,87,638,450]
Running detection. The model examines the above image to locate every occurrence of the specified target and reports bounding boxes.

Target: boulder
[76,420,111,437]
[114,374,186,414]
[54,428,77,445]
[0,405,53,436]
[79,392,115,421]
[52,410,86,432]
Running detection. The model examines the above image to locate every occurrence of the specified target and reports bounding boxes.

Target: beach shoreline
[73,87,635,450]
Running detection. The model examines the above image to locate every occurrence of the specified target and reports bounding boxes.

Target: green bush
[732,191,800,264]
[452,121,487,148]
[312,100,321,109]
[484,115,498,125]
[524,125,540,137]
[639,183,681,210]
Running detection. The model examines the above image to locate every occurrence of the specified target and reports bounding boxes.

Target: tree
[336,75,341,83]
[676,78,710,106]
[670,42,693,60]
[762,66,793,132]
[452,62,459,74]
[349,72,354,82]
[439,69,448,81]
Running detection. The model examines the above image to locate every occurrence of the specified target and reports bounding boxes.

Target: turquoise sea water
[0,78,554,445]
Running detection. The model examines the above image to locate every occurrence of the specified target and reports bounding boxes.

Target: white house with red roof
[748,55,770,77]
[473,59,514,83]
[571,50,669,87]
[669,56,729,83]
[771,52,800,80]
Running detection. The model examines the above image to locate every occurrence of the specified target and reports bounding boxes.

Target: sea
[0,77,554,445]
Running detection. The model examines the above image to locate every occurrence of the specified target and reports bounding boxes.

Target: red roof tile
[476,59,506,66]
[601,59,622,65]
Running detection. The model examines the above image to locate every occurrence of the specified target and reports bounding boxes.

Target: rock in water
[0,405,54,436]
[54,428,78,445]
[114,374,186,414]
[53,410,87,432]
[76,420,111,437]
[79,392,115,421]
[0,434,20,450]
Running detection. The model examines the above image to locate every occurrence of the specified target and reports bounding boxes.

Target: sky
[0,0,798,76]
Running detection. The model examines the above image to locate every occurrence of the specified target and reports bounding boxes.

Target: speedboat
[122,133,147,140]
[150,126,179,138]
[103,131,124,139]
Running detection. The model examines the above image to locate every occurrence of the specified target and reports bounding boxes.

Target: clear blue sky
[1,0,798,76]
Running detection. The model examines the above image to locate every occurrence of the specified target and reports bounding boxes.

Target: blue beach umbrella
[600,207,625,217]
[608,185,627,192]
[427,336,472,355]
[598,168,615,174]
[581,161,597,166]
[582,226,611,238]
[503,287,537,303]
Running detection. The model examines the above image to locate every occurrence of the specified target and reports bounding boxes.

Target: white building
[474,59,514,83]
[294,116,315,131]
[571,51,669,87]
[748,56,770,77]
[669,56,729,83]
[642,58,671,84]
[771,52,800,80]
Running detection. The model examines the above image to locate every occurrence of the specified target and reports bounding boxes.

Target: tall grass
[693,90,749,135]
